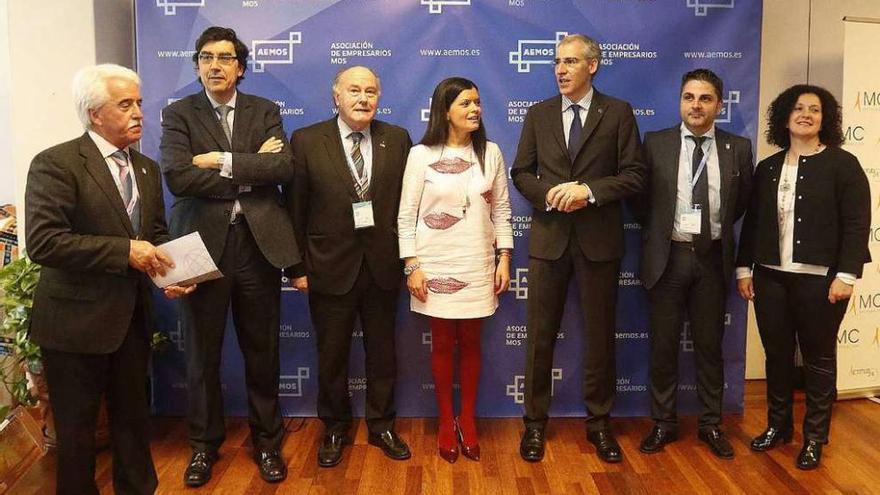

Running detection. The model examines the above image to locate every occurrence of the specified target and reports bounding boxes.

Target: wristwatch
[403,262,420,276]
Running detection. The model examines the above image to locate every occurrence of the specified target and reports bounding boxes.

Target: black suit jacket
[635,126,753,289]
[511,90,646,261]
[736,147,871,277]
[288,117,412,295]
[25,134,169,354]
[160,91,300,269]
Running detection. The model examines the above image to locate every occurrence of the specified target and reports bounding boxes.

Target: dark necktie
[217,104,233,147]
[110,149,140,233]
[567,104,582,161]
[350,132,368,199]
[688,135,711,253]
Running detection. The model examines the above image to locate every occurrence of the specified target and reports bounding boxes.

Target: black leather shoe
[184,451,218,487]
[368,430,411,460]
[639,425,678,454]
[317,432,350,467]
[796,440,822,470]
[587,430,622,463]
[519,427,544,462]
[255,450,287,483]
[750,427,793,452]
[698,428,734,459]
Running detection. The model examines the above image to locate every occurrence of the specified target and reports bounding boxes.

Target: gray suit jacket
[160,90,300,269]
[634,125,753,290]
[25,133,169,353]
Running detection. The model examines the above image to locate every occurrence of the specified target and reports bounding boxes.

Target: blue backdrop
[136,0,762,418]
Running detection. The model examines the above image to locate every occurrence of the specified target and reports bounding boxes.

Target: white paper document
[150,232,223,288]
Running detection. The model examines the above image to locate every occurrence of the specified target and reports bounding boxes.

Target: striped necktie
[110,149,140,233]
[350,132,368,198]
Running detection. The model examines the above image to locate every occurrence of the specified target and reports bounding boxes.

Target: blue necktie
[567,104,582,161]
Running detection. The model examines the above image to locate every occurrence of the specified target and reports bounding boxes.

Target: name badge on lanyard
[678,139,711,235]
[352,201,375,229]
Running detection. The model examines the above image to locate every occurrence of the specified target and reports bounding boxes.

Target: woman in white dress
[398,77,513,463]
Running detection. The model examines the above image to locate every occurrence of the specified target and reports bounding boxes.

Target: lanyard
[689,138,712,190]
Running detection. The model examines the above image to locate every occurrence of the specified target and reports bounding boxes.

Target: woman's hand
[495,256,511,295]
[828,278,853,304]
[737,277,754,301]
[407,268,428,303]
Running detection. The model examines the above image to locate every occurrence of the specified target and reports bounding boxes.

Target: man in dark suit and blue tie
[160,26,300,486]
[632,69,753,459]
[26,64,194,495]
[511,33,646,464]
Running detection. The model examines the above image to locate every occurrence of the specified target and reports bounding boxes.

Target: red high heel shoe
[455,417,481,461]
[438,420,459,463]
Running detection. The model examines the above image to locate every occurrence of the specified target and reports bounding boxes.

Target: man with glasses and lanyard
[160,26,300,486]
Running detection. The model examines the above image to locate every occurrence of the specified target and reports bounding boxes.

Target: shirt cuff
[399,238,416,259]
[219,152,233,178]
[735,267,753,279]
[582,183,596,204]
[836,272,857,285]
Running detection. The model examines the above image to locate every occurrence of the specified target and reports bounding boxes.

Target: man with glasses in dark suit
[160,26,300,486]
[512,33,646,465]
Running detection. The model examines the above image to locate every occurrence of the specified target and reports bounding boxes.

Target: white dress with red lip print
[398,141,514,318]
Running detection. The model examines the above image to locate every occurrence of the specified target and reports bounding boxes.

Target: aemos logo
[250,32,302,73]
[157,0,204,16]
[509,32,568,73]
[421,0,471,14]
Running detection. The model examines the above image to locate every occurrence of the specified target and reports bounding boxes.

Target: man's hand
[293,275,309,294]
[546,182,590,212]
[129,241,174,277]
[828,278,854,304]
[192,152,224,170]
[258,136,284,154]
[164,284,197,299]
[737,277,754,301]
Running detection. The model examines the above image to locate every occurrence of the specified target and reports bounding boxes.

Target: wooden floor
[11,381,880,494]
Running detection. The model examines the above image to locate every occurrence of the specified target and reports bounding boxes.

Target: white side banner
[840,18,880,397]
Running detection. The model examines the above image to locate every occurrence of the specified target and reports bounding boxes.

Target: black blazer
[287,117,412,295]
[635,126,753,289]
[25,134,169,354]
[160,91,300,269]
[736,147,871,277]
[511,90,646,261]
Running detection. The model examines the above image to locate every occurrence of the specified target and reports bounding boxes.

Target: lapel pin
[380,141,386,148]
[598,108,603,114]
[141,168,147,174]
[725,143,730,150]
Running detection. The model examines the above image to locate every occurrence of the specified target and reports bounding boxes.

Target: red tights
[430,317,482,449]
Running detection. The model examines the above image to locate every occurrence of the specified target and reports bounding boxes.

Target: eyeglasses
[197,53,238,66]
[553,57,584,68]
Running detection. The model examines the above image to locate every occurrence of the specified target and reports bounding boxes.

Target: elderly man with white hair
[25,63,193,495]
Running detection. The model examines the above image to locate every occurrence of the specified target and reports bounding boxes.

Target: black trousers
[309,262,399,435]
[42,307,156,495]
[181,220,283,453]
[647,241,726,432]
[523,237,619,433]
[753,265,847,444]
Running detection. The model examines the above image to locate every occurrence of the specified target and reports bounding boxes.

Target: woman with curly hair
[735,84,871,469]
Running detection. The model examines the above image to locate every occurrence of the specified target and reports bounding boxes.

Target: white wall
[7,0,97,248]
[0,2,15,205]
